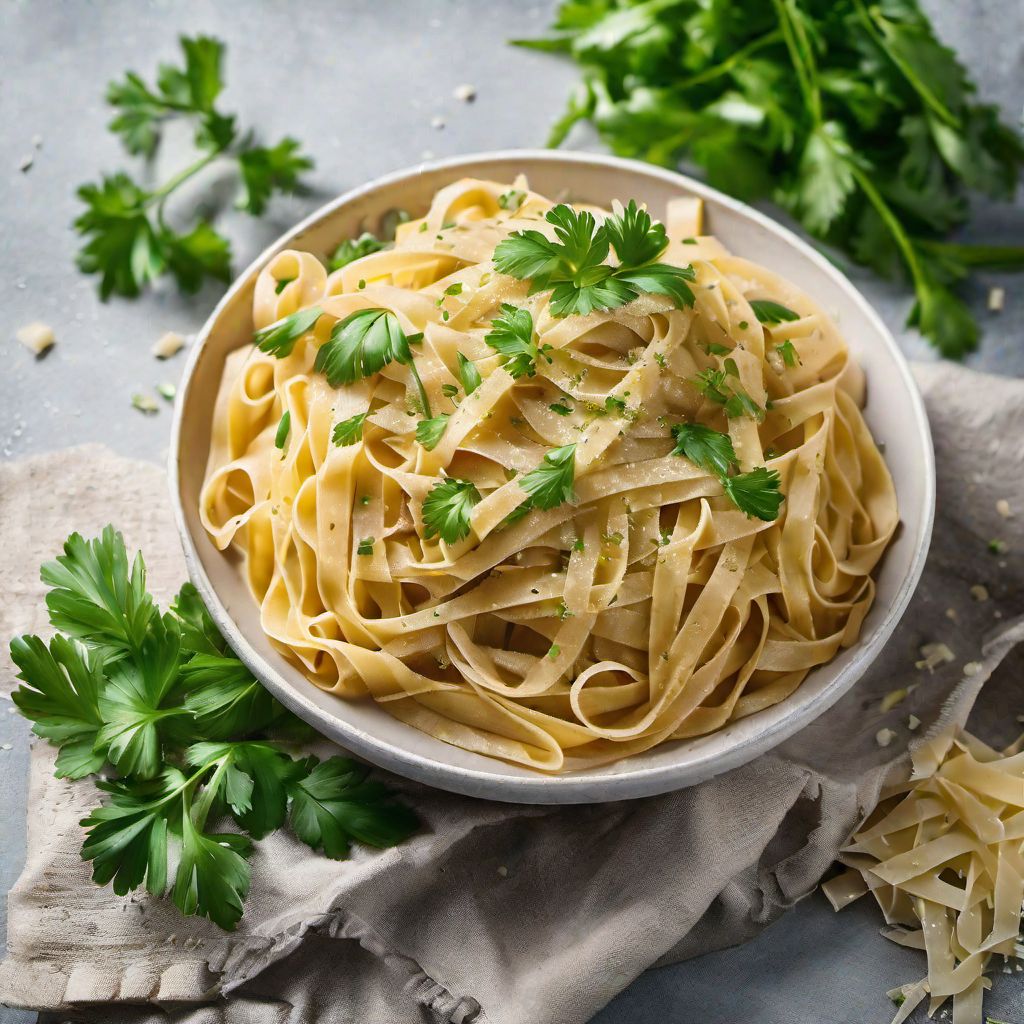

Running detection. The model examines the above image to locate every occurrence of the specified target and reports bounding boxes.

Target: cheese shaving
[823,730,1024,1024]
[16,321,55,355]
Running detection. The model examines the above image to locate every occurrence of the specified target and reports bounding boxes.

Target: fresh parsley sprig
[422,478,482,544]
[519,1,1024,356]
[76,36,314,299]
[519,443,577,510]
[671,423,783,521]
[693,368,766,422]
[493,201,696,317]
[484,304,554,378]
[312,308,432,417]
[10,527,417,930]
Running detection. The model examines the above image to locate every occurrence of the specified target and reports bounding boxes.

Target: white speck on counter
[875,728,896,748]
[16,321,55,355]
[453,83,477,102]
[995,498,1011,518]
[963,661,981,677]
[496,865,508,877]
[1,744,12,751]
[969,584,989,601]
[987,286,1005,312]
[907,715,921,731]
[430,116,446,130]
[18,154,34,172]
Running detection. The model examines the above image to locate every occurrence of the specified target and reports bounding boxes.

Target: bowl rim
[169,148,935,803]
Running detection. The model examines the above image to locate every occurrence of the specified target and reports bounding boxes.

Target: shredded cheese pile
[824,730,1024,1024]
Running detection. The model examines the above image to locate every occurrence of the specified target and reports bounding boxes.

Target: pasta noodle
[824,731,1024,1024]
[199,177,898,772]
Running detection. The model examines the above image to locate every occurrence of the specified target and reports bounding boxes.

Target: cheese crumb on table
[875,727,897,747]
[152,331,186,359]
[16,321,55,355]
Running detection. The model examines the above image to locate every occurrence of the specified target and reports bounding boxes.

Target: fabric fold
[2,360,1023,1024]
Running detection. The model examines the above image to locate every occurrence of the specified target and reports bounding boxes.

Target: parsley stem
[189,754,230,830]
[674,29,784,91]
[147,147,225,207]
[772,0,821,124]
[406,361,433,419]
[850,165,926,293]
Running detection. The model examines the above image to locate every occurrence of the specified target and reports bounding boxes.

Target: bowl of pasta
[170,150,934,803]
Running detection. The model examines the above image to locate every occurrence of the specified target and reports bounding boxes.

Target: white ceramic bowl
[170,150,934,804]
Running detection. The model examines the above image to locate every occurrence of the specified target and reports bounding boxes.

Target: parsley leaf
[493,201,695,318]
[41,526,155,658]
[776,340,800,367]
[669,422,784,521]
[670,423,737,479]
[520,443,577,509]
[422,478,481,544]
[254,306,324,358]
[76,36,314,300]
[750,299,800,324]
[484,303,553,378]
[288,757,418,859]
[274,411,291,450]
[356,537,375,557]
[332,411,368,447]
[10,635,106,779]
[693,369,765,422]
[498,188,527,210]
[723,467,785,521]
[457,352,482,395]
[313,308,431,416]
[328,231,385,272]
[416,413,450,451]
[236,138,312,216]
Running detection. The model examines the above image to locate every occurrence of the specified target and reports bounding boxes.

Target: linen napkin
[0,361,1021,1024]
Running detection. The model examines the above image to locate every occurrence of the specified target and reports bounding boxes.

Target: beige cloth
[0,362,1022,1024]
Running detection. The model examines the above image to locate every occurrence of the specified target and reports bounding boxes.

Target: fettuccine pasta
[199,177,898,772]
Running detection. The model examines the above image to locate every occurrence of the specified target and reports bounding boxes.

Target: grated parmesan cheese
[824,730,1024,1024]
[995,499,1011,519]
[987,286,1004,312]
[16,321,55,355]
[152,331,186,359]
[875,727,897,747]
[453,83,477,102]
[915,642,955,672]
[969,584,989,602]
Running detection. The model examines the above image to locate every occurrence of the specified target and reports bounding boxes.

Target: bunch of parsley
[10,527,417,930]
[516,0,1024,356]
[75,36,314,299]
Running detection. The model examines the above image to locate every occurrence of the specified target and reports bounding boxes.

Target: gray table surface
[1,2,1022,1022]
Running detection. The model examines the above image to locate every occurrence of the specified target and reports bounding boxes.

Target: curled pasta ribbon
[200,177,897,772]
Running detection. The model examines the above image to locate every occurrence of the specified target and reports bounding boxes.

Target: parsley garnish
[274,276,295,294]
[416,413,450,451]
[457,352,482,395]
[356,537,375,556]
[331,411,367,447]
[313,308,431,417]
[498,189,527,210]
[484,303,554,378]
[76,37,313,299]
[493,201,696,317]
[10,528,417,929]
[723,468,784,521]
[750,300,800,325]
[519,443,577,510]
[518,2,1024,356]
[693,369,765,422]
[549,402,573,416]
[775,340,801,367]
[670,423,783,521]
[328,232,384,272]
[671,423,737,479]
[254,306,324,358]
[274,411,291,450]
[422,478,482,544]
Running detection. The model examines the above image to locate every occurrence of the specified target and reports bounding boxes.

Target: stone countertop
[1,2,1021,1022]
